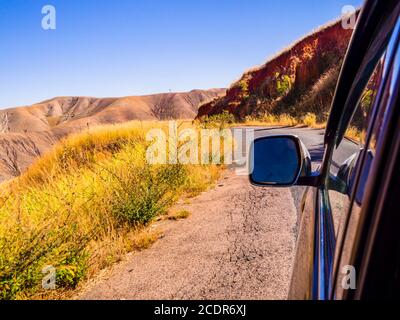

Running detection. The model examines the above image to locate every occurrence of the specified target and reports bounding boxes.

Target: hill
[0,89,225,182]
[1,89,225,134]
[196,18,355,122]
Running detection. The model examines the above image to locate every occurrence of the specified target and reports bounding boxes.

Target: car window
[331,12,400,299]
[328,53,386,237]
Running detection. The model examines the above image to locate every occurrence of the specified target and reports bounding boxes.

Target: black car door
[332,13,400,301]
[326,3,400,300]
[289,0,400,300]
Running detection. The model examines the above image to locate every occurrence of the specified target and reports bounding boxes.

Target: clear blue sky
[0,0,363,108]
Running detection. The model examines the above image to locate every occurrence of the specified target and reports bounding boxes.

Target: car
[249,0,400,300]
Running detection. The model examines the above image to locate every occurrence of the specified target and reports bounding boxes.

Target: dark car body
[250,0,400,300]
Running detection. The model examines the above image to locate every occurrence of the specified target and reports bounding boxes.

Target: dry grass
[0,120,226,300]
[168,210,191,221]
[345,126,362,141]
[240,113,326,129]
[242,114,298,127]
[301,113,317,127]
[131,228,162,251]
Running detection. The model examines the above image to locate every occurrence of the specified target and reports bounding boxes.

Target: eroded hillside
[0,89,225,134]
[197,18,355,121]
[0,89,224,182]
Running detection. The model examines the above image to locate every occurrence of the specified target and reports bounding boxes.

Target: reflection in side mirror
[249,135,312,187]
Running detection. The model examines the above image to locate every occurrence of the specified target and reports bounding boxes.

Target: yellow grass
[0,120,226,300]
[345,126,362,141]
[239,113,326,129]
[168,210,191,220]
[242,114,298,127]
[302,113,317,127]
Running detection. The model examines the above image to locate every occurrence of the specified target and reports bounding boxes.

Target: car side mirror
[249,135,314,187]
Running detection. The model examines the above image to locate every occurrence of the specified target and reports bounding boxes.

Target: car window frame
[330,13,400,299]
[306,0,400,300]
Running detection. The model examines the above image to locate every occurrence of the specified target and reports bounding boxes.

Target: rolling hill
[0,89,225,182]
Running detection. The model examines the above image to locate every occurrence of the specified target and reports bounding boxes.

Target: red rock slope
[197,18,355,120]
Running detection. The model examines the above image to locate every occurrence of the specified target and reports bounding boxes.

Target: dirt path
[79,169,297,300]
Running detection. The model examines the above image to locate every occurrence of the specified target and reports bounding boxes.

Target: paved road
[246,126,357,167]
[79,127,357,300]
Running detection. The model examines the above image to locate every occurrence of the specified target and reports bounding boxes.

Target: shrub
[275,73,292,96]
[0,121,224,299]
[302,113,317,127]
[200,111,235,129]
[169,210,191,220]
[235,75,251,99]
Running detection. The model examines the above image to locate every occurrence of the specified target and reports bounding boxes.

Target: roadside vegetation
[0,121,225,300]
[198,110,323,129]
[242,112,320,128]
[198,111,236,129]
[168,210,191,221]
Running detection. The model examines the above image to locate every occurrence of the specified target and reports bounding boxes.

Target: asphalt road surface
[79,127,357,300]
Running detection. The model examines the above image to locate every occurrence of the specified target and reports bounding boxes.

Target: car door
[332,13,400,300]
[288,0,400,300]
[326,4,400,300]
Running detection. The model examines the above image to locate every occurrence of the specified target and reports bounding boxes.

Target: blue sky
[0,0,363,108]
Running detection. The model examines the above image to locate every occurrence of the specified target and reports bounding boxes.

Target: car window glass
[332,9,400,299]
[328,53,386,237]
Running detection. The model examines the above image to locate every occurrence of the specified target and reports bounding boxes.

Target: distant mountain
[0,89,225,182]
[0,89,225,134]
[196,17,355,121]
